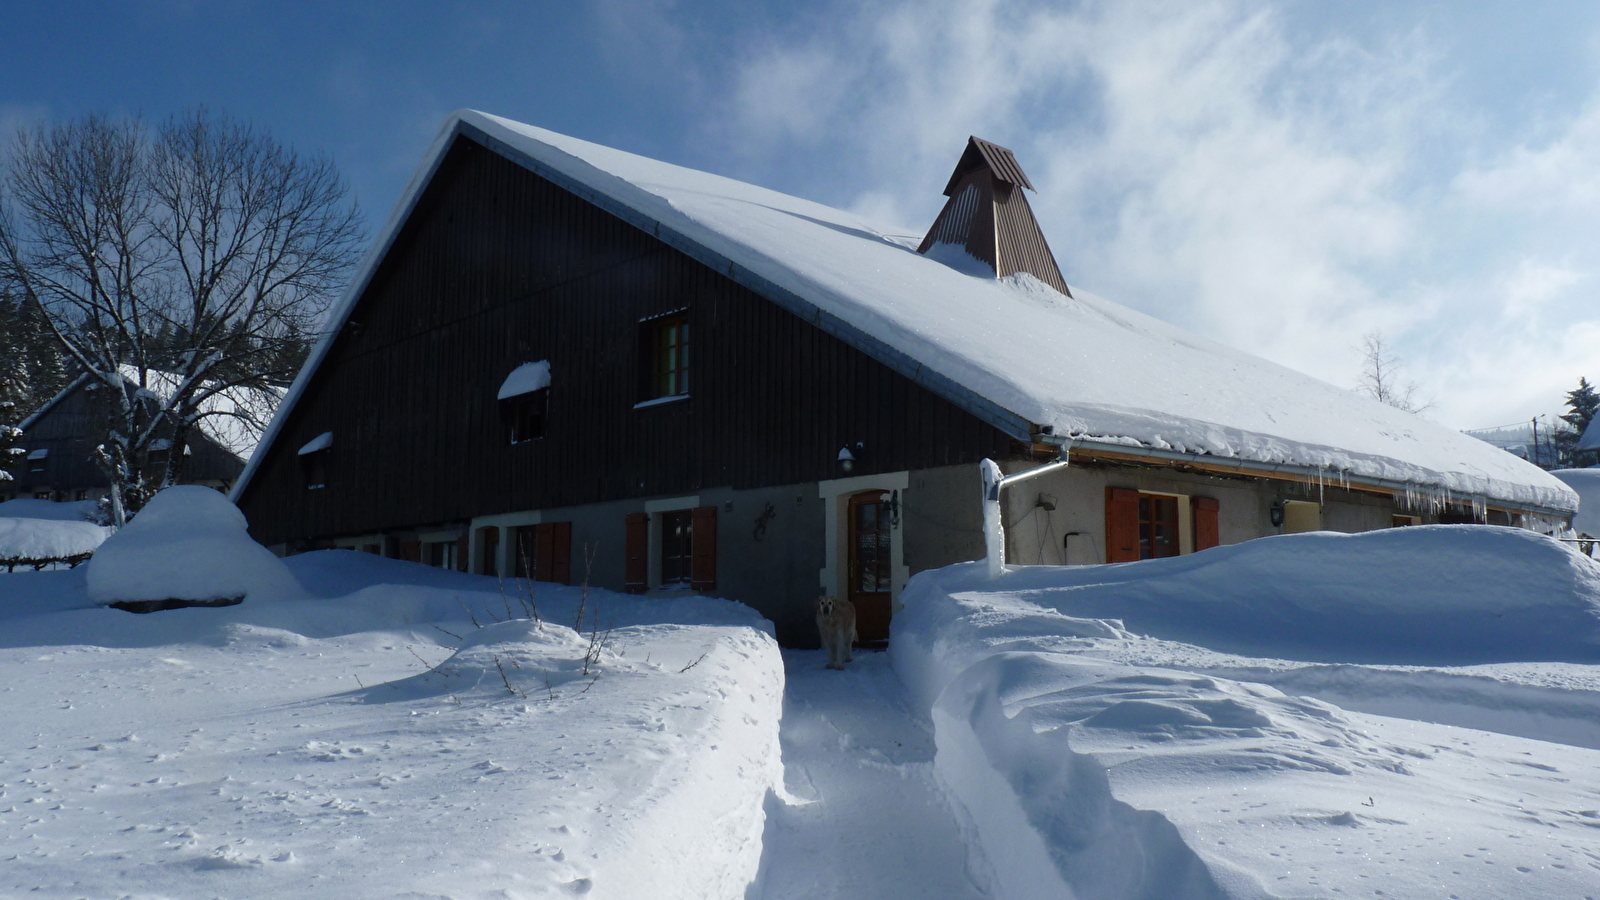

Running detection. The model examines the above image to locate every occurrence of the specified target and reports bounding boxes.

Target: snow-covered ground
[752,650,984,900]
[8,505,1600,899]
[894,525,1600,899]
[0,499,111,568]
[0,551,782,899]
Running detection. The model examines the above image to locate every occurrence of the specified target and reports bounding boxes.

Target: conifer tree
[1556,376,1600,467]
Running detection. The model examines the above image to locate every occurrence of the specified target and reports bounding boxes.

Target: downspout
[981,454,1071,578]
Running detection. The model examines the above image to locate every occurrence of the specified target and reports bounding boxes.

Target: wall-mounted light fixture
[1269,499,1286,528]
[837,442,863,474]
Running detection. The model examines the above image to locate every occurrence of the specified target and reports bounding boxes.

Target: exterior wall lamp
[1270,499,1286,528]
[837,443,862,474]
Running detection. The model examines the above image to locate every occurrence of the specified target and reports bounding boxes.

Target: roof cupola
[917,136,1071,297]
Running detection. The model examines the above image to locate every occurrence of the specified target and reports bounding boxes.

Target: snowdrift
[0,516,112,566]
[893,526,1600,900]
[915,525,1600,667]
[86,485,300,609]
[1552,467,1600,535]
[0,498,103,521]
[0,551,783,900]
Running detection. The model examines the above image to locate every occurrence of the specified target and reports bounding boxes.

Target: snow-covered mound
[892,526,1600,900]
[1552,467,1600,535]
[86,485,300,606]
[916,525,1600,666]
[0,516,112,564]
[0,498,102,521]
[0,549,781,899]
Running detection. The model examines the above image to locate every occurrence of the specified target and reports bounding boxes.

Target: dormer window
[498,361,551,444]
[639,311,690,402]
[298,432,332,490]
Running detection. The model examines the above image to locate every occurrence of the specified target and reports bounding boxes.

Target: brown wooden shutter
[624,512,649,593]
[1105,488,1140,563]
[534,523,556,582]
[691,505,717,592]
[400,540,422,564]
[551,521,572,585]
[455,533,469,572]
[1192,497,1220,552]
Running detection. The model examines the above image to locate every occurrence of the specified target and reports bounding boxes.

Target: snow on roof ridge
[237,110,1578,515]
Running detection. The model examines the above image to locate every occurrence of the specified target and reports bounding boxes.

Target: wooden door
[848,490,893,645]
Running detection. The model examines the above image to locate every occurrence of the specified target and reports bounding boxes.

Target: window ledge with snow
[633,394,690,410]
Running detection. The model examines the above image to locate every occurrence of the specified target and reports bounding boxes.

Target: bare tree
[0,110,363,523]
[1356,330,1430,414]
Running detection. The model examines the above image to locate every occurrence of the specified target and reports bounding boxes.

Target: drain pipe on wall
[981,454,1071,579]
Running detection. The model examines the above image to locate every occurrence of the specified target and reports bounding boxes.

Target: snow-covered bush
[87,485,300,609]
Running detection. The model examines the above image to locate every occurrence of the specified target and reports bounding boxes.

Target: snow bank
[1552,467,1600,535]
[0,516,112,563]
[0,498,103,521]
[86,485,300,606]
[912,525,1600,668]
[893,526,1600,899]
[0,552,783,899]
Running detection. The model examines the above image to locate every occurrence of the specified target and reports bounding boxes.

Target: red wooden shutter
[1192,497,1220,552]
[624,512,649,593]
[551,521,572,585]
[691,505,717,591]
[455,534,469,572]
[1105,488,1141,563]
[534,523,556,582]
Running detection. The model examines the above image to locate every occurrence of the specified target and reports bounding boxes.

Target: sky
[5,0,1600,431]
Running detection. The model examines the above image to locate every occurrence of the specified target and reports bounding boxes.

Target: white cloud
[681,0,1600,430]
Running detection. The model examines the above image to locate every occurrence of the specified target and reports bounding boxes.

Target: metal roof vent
[917,136,1071,297]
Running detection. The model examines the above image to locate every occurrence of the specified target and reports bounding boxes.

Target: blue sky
[7,0,1600,431]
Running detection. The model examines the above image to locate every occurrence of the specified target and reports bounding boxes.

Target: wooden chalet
[234,112,1576,647]
[4,374,252,505]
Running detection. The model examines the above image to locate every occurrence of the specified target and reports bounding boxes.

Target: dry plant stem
[406,645,441,670]
[677,652,709,674]
[491,653,521,697]
[432,623,462,640]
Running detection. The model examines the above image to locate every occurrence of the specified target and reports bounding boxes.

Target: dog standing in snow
[816,595,857,670]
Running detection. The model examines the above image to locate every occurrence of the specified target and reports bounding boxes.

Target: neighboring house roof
[1576,416,1600,453]
[234,110,1577,515]
[19,368,279,466]
[112,367,280,463]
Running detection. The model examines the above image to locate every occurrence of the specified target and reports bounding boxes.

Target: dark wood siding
[238,136,1013,546]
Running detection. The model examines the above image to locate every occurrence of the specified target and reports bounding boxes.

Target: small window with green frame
[639,311,690,401]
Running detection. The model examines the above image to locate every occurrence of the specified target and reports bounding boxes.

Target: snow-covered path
[752,649,986,900]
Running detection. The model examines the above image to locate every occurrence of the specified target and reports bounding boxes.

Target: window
[425,539,458,570]
[74,490,88,501]
[511,522,571,583]
[660,509,694,587]
[34,490,51,500]
[502,390,547,443]
[298,432,333,490]
[498,361,551,443]
[1138,494,1180,559]
[1106,488,1193,562]
[640,312,690,401]
[27,448,47,473]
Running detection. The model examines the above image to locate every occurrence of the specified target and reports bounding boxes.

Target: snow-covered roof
[497,361,552,400]
[237,110,1576,514]
[1577,417,1600,453]
[113,366,281,463]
